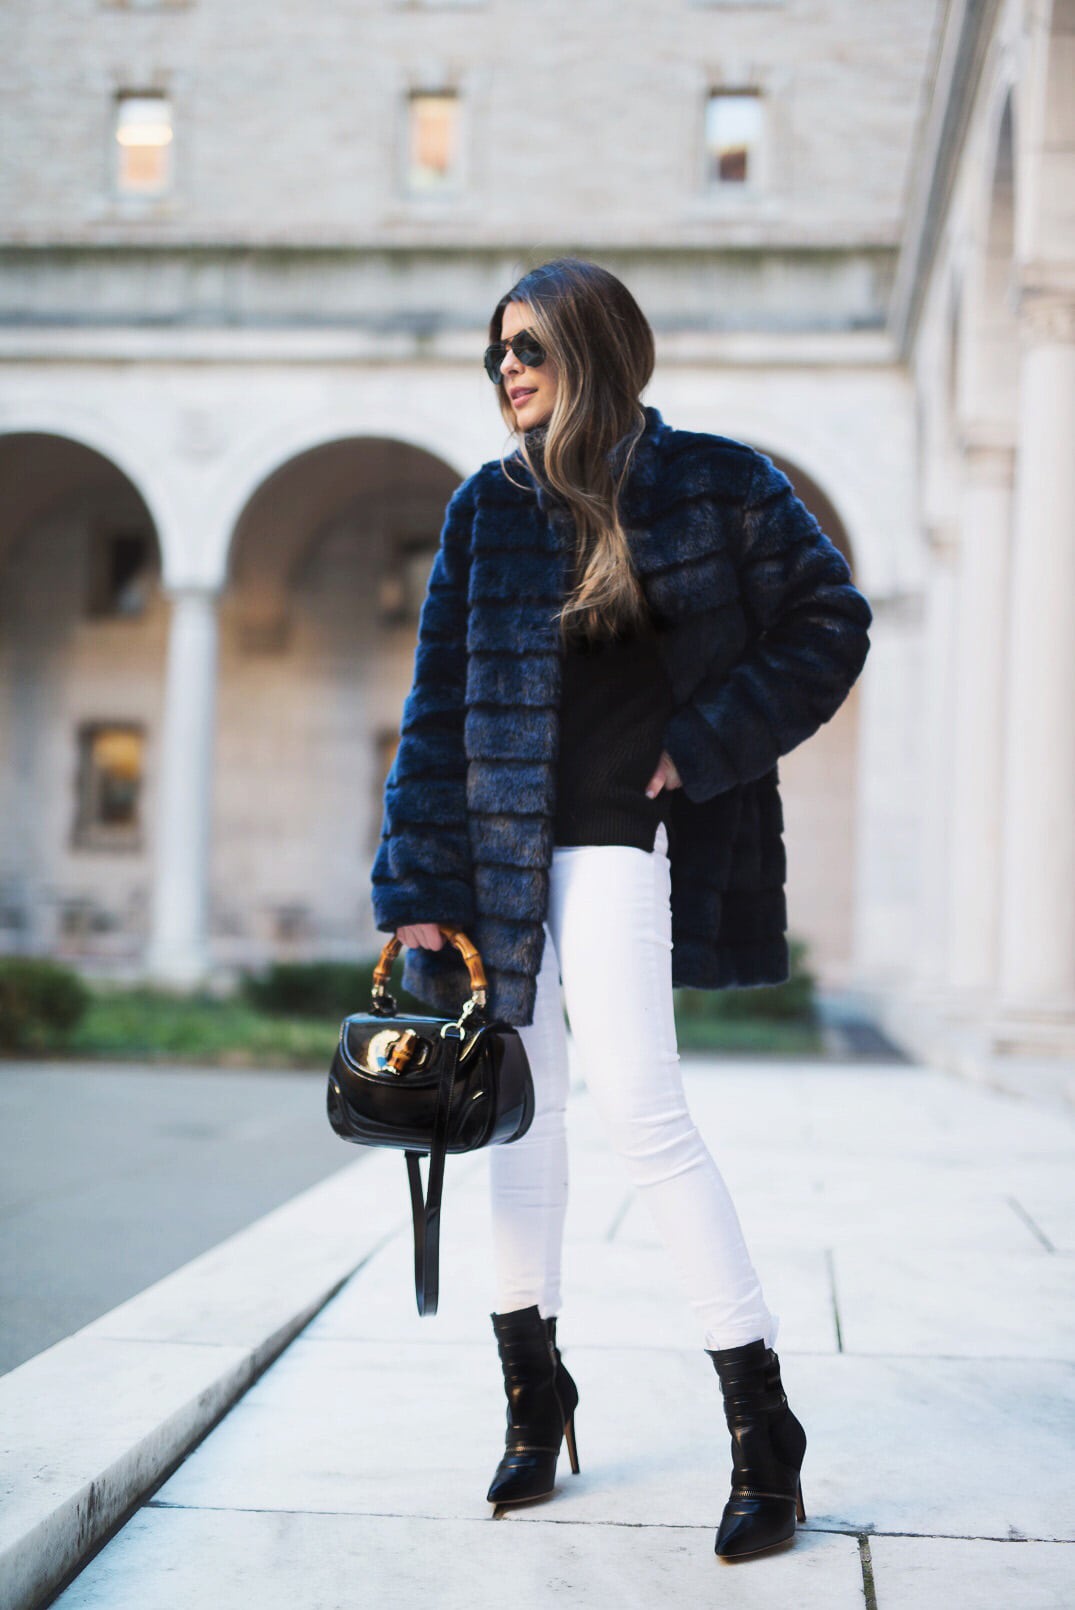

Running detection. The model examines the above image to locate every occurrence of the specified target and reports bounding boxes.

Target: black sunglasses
[483,329,547,383]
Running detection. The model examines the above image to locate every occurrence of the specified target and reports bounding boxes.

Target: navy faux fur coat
[371,403,872,1027]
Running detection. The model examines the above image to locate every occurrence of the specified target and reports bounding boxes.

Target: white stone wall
[873,0,1075,1068]
[0,0,936,245]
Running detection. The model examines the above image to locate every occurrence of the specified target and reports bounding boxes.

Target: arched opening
[759,449,864,988]
[212,435,461,969]
[0,432,163,968]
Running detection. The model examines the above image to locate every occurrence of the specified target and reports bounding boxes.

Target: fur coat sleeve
[660,452,873,802]
[369,474,479,935]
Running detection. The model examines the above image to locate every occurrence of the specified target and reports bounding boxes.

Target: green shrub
[0,957,91,1050]
[239,960,364,1017]
[238,957,430,1019]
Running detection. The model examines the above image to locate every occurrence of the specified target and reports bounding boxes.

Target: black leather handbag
[326,926,535,1316]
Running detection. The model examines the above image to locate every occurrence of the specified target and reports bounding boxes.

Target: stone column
[947,438,1015,996]
[994,292,1075,1045]
[915,525,961,993]
[146,585,221,988]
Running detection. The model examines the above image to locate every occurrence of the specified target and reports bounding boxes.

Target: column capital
[160,580,224,605]
[924,520,960,560]
[957,430,1016,485]
[1016,285,1075,345]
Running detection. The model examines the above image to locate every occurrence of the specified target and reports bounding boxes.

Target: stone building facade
[1,0,1070,1076]
[878,0,1075,1072]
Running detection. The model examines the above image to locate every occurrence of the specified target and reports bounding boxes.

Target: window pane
[74,725,144,847]
[704,92,761,184]
[88,530,153,617]
[408,92,459,190]
[91,729,143,825]
[115,94,173,195]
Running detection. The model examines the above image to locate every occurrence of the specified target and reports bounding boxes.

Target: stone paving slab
[302,1215,837,1353]
[830,1242,1073,1356]
[866,1535,1074,1609]
[51,1507,868,1609]
[140,1339,1075,1541]
[26,1057,1075,1607]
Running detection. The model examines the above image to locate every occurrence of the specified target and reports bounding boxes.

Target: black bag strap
[403,1021,464,1316]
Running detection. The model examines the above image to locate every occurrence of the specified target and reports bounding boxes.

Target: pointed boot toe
[486,1448,559,1506]
[714,1478,804,1558]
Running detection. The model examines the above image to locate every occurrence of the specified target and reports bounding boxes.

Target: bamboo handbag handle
[372,925,490,995]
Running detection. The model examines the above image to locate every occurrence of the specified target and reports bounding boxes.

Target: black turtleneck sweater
[553,613,678,855]
[521,421,679,857]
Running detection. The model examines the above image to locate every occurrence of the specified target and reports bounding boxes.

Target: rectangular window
[378,535,438,625]
[114,92,174,195]
[406,91,460,192]
[704,90,762,187]
[73,723,145,850]
[87,529,154,618]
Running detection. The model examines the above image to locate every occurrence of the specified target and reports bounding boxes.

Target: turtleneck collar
[516,404,667,515]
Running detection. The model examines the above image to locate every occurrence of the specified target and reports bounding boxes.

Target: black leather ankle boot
[706,1338,807,1559]
[487,1305,581,1505]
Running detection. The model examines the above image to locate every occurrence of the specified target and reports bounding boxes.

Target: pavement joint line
[1004,1193,1057,1252]
[138,1502,811,1532]
[134,1502,1075,1542]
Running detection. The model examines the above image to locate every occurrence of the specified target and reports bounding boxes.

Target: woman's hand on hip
[645,750,683,798]
[396,923,445,950]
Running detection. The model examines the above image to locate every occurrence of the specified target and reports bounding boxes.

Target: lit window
[114,93,174,195]
[74,724,145,849]
[407,91,460,191]
[704,91,762,186]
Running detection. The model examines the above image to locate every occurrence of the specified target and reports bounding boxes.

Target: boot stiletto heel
[563,1412,580,1475]
[546,1314,581,1476]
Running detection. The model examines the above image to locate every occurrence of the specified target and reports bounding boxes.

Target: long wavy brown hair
[490,257,656,642]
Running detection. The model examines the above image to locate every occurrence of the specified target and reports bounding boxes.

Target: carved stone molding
[959,436,1016,484]
[1017,291,1075,345]
[924,521,960,560]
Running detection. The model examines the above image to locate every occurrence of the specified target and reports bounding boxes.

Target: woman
[371,257,872,1562]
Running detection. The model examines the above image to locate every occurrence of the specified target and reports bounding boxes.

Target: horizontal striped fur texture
[371,404,872,1026]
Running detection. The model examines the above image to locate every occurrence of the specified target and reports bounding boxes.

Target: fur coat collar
[371,404,872,1026]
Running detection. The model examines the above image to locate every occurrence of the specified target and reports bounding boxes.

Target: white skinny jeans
[487,820,779,1353]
